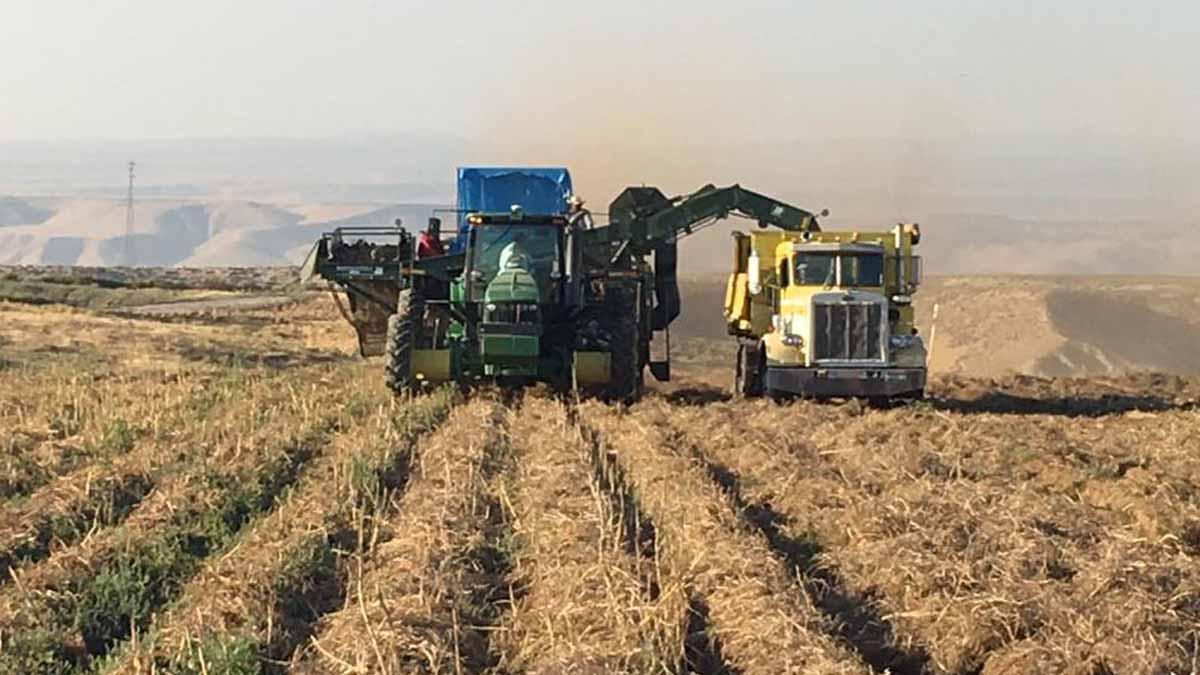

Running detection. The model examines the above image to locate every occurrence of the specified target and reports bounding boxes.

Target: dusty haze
[1,2,1197,274]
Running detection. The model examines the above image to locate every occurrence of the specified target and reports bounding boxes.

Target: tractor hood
[484,268,542,304]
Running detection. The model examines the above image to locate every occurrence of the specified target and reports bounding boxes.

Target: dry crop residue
[2,292,1198,675]
[652,377,1199,675]
[582,399,870,675]
[106,389,457,673]
[0,363,382,672]
[495,397,684,673]
[292,398,513,674]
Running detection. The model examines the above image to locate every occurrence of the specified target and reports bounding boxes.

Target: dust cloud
[473,84,1198,276]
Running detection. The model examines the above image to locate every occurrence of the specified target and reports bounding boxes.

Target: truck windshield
[794,253,837,286]
[794,252,884,287]
[841,254,884,286]
[471,223,559,283]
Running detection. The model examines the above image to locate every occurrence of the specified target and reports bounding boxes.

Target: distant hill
[0,198,448,267]
[0,197,54,227]
[0,190,1195,279]
[1,134,1198,275]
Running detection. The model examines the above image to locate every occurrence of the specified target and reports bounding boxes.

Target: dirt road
[113,294,297,317]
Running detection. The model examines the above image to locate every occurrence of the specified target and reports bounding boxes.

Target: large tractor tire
[735,342,765,399]
[604,289,643,403]
[384,288,425,395]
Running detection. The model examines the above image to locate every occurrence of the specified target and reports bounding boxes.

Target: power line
[124,161,135,267]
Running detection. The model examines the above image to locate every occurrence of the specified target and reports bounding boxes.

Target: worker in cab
[566,194,593,231]
[498,231,531,273]
[417,217,445,258]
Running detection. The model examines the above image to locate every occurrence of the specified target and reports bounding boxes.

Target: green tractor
[302,175,817,400]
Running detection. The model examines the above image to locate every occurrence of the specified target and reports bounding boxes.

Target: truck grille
[813,300,884,362]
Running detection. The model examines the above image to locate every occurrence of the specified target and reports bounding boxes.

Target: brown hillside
[675,275,1200,378]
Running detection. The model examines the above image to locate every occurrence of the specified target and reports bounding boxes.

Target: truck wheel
[735,343,765,398]
[384,288,425,395]
[605,291,642,403]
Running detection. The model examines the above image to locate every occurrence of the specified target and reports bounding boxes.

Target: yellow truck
[723,221,926,400]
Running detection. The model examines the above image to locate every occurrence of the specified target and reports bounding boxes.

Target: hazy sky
[3,0,1198,143]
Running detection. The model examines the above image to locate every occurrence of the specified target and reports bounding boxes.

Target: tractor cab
[463,212,566,303]
[462,211,568,378]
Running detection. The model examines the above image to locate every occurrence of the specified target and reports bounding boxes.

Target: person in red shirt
[417,217,445,258]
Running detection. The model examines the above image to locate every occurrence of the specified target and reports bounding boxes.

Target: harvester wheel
[735,343,765,398]
[605,291,642,403]
[384,288,425,395]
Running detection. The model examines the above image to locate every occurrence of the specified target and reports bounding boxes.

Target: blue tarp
[453,167,573,251]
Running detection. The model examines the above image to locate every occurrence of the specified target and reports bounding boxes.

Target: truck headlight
[782,334,804,347]
[889,335,917,349]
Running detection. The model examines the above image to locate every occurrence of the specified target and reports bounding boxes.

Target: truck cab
[725,223,926,399]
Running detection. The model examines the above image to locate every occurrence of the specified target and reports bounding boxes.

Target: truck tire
[605,290,642,403]
[384,288,424,395]
[735,343,765,399]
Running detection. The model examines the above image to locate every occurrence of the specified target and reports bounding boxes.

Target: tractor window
[840,254,885,287]
[471,224,560,284]
[794,253,836,286]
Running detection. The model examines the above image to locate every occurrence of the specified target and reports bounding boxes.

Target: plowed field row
[0,366,220,502]
[0,367,322,579]
[2,300,1196,675]
[293,397,511,674]
[659,396,1200,675]
[579,399,870,675]
[107,388,457,674]
[0,363,382,673]
[496,397,683,673]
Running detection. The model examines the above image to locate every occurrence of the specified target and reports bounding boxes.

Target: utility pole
[124,161,136,267]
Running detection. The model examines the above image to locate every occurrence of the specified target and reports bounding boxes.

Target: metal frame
[314,225,411,283]
[765,366,925,398]
[808,291,889,367]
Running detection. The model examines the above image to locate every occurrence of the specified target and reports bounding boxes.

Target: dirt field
[0,274,1198,674]
[675,274,1200,379]
[7,265,1200,379]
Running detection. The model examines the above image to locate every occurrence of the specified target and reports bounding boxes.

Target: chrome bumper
[764,366,925,398]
